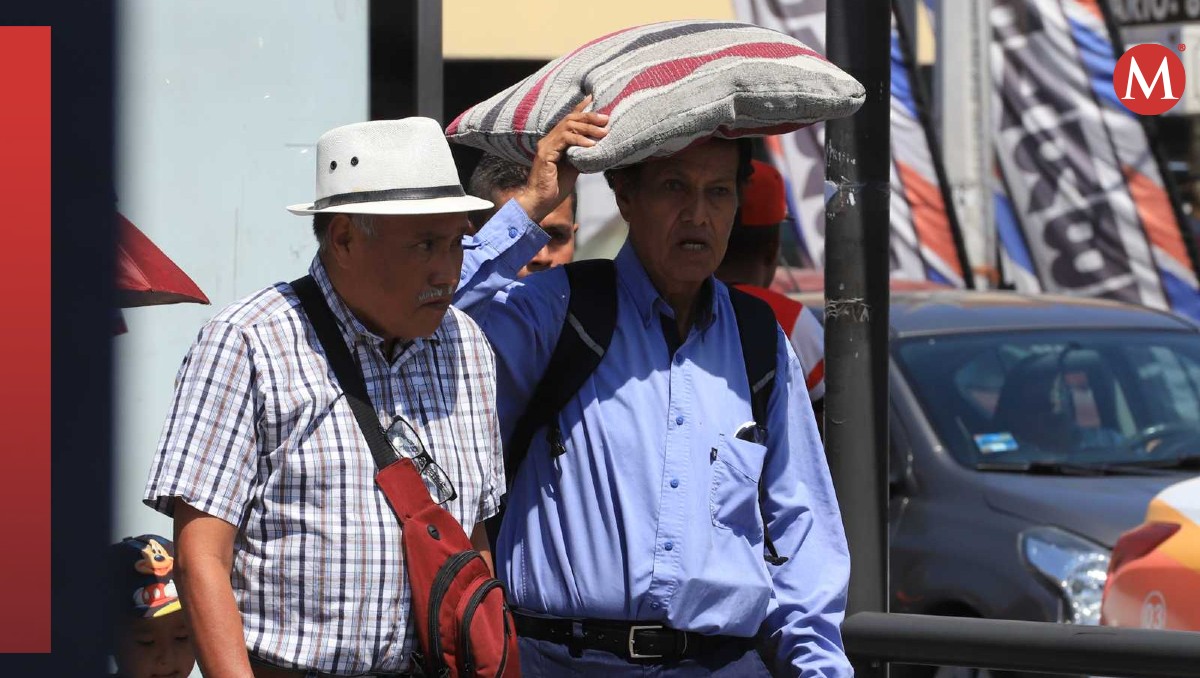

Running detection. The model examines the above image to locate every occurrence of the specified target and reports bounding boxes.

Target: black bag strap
[291,275,398,472]
[727,286,787,566]
[505,259,618,481]
[726,287,778,436]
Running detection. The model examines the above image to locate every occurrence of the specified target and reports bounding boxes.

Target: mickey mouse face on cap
[111,534,182,618]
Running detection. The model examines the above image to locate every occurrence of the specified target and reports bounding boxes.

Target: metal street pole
[416,0,444,122]
[824,0,891,675]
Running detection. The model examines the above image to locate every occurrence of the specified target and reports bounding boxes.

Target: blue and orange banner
[889,12,969,287]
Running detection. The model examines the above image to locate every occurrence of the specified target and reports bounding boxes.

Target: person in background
[109,534,195,678]
[715,159,826,433]
[468,153,578,278]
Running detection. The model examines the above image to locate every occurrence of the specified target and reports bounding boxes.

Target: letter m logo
[1123,56,1179,100]
[1113,43,1187,115]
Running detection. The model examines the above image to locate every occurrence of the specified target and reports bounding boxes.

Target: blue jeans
[516,635,773,677]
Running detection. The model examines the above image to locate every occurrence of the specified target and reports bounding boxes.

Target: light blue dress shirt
[455,200,851,676]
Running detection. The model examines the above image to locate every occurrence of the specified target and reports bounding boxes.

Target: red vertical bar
[0,26,51,653]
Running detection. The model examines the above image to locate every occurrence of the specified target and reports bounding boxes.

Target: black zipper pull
[710,447,718,463]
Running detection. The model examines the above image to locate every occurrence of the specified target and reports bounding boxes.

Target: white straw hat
[287,117,492,216]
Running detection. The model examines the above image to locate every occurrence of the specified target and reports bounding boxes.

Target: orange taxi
[1101,476,1200,630]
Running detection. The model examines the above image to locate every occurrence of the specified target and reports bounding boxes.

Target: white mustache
[418,286,454,303]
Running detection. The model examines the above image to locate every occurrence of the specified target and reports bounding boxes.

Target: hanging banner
[732,0,827,268]
[735,0,969,285]
[995,169,1043,293]
[890,12,970,286]
[991,0,1200,318]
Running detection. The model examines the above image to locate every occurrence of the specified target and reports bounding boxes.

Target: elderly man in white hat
[143,118,516,677]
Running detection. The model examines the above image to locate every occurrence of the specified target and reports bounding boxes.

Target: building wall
[444,0,735,59]
[114,0,369,543]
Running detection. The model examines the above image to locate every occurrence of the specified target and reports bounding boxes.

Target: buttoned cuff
[466,199,550,276]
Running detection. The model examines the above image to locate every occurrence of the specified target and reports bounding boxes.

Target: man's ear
[327,214,356,269]
[612,176,635,223]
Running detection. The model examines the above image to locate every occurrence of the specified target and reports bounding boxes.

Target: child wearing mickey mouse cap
[109,534,195,678]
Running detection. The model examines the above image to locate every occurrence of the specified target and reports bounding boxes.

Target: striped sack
[445,20,865,173]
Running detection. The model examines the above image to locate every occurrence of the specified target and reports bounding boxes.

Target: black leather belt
[513,611,755,661]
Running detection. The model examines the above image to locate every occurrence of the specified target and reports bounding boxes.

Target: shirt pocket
[709,436,766,539]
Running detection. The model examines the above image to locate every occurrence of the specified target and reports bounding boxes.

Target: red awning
[116,213,210,308]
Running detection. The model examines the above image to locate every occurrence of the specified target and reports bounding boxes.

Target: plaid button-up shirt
[144,258,504,674]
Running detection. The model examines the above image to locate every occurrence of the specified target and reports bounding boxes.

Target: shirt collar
[307,257,438,360]
[614,241,719,331]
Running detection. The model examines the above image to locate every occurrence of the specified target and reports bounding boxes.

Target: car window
[895,329,1200,466]
[1127,346,1200,425]
[953,350,1006,419]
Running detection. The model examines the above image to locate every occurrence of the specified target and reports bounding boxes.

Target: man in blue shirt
[453,106,851,677]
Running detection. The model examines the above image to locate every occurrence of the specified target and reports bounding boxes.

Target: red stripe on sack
[510,25,644,133]
[896,160,964,278]
[806,359,825,391]
[1124,165,1191,267]
[598,43,820,116]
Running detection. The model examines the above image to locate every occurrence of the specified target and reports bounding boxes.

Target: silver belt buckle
[628,624,667,659]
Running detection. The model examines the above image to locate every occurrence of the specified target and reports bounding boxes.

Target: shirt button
[675,415,685,426]
[674,353,684,365]
[664,541,674,551]
[507,226,519,238]
[670,478,679,488]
